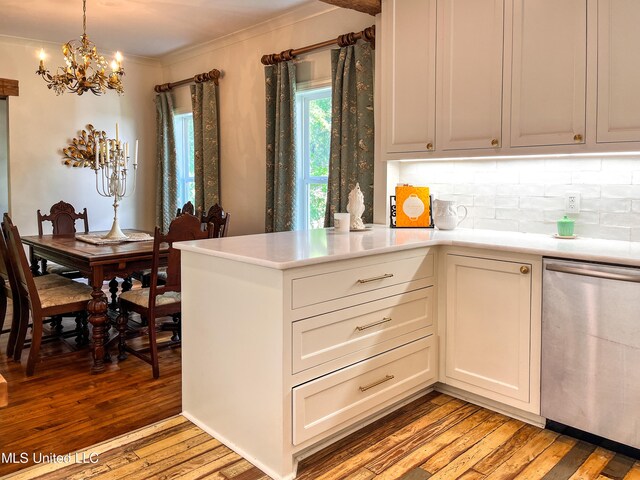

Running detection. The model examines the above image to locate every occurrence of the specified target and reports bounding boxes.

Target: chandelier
[36,0,124,95]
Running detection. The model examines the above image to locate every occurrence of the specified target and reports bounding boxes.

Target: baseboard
[435,383,545,428]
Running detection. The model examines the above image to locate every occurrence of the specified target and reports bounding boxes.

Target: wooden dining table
[20,230,166,374]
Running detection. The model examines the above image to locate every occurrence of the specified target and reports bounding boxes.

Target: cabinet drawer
[292,336,436,445]
[291,253,434,310]
[292,288,433,374]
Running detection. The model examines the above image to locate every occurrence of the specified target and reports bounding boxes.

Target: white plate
[553,233,577,239]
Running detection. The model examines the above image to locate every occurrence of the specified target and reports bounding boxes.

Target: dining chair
[116,213,213,378]
[176,201,195,217]
[201,203,231,238]
[4,220,93,375]
[37,201,89,278]
[2,214,76,358]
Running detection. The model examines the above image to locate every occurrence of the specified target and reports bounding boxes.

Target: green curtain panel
[191,82,220,212]
[155,91,179,232]
[265,61,296,233]
[324,41,375,227]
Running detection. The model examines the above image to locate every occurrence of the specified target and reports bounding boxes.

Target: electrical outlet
[565,192,581,213]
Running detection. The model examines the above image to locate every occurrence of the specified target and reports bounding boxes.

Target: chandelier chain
[82,0,87,37]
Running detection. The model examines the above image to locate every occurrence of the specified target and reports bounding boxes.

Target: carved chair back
[201,203,230,238]
[37,201,89,236]
[176,201,195,217]
[0,214,21,345]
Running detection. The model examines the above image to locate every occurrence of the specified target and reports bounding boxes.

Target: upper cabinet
[510,0,587,147]
[437,0,504,151]
[597,0,640,143]
[380,0,640,160]
[382,0,437,154]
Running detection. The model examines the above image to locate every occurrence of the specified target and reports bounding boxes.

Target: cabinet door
[510,0,586,147]
[597,0,640,143]
[445,254,531,405]
[382,0,437,153]
[437,0,504,151]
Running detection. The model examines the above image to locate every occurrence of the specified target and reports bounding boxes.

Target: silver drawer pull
[355,317,392,331]
[357,273,394,284]
[359,374,395,392]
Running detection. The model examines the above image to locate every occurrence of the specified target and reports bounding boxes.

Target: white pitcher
[433,199,468,230]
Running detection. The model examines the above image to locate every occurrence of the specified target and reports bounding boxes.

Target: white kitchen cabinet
[381,0,437,154]
[510,0,587,147]
[597,0,640,143]
[437,0,504,151]
[443,251,541,413]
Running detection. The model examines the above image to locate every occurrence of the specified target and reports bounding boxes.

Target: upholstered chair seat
[38,282,93,309]
[33,274,75,289]
[119,288,180,309]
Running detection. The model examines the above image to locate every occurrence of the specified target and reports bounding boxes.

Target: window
[295,87,331,230]
[174,113,195,206]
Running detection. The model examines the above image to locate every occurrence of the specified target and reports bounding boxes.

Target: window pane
[308,183,328,229]
[187,116,195,177]
[308,96,331,177]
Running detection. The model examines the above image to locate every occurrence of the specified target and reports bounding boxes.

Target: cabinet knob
[573,134,583,142]
[426,142,434,151]
[491,138,500,147]
[520,266,530,274]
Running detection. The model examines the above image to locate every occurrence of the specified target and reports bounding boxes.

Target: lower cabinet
[293,336,436,445]
[442,251,541,414]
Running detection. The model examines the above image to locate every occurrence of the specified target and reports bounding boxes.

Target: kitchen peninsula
[176,226,640,480]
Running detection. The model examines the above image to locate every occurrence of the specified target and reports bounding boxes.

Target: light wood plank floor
[5,392,639,480]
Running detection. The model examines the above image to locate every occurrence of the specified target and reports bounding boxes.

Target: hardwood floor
[0,292,182,477]
[4,392,639,480]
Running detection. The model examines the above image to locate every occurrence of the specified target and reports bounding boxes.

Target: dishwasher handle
[545,262,640,283]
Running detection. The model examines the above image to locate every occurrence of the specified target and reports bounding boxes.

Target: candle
[134,140,138,166]
[95,137,100,168]
[125,142,129,161]
[115,123,119,142]
[38,49,45,70]
[106,143,110,164]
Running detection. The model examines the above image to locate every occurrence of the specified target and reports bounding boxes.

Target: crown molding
[0,34,161,67]
[159,1,338,67]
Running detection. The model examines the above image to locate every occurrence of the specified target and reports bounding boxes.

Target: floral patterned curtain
[265,61,296,233]
[324,41,375,227]
[155,91,178,232]
[191,82,220,213]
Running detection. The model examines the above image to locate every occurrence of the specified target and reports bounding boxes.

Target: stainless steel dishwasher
[542,258,640,450]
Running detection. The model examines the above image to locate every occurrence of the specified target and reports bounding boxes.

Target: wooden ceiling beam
[0,78,19,97]
[320,0,381,16]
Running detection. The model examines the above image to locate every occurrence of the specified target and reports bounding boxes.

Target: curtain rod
[154,69,221,93]
[261,25,375,66]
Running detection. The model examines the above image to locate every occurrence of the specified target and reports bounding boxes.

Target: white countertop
[176,225,640,269]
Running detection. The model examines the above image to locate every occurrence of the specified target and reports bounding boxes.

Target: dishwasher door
[542,258,640,450]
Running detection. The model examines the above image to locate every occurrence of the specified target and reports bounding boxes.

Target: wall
[0,98,7,214]
[0,35,161,235]
[397,156,640,241]
[160,3,373,236]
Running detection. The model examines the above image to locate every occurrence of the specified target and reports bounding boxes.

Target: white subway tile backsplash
[474,218,519,231]
[520,171,572,185]
[582,198,631,213]
[601,185,640,198]
[572,170,631,185]
[600,212,640,228]
[495,196,519,208]
[396,156,640,241]
[497,208,544,222]
[544,158,601,171]
[519,196,565,210]
[544,184,601,198]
